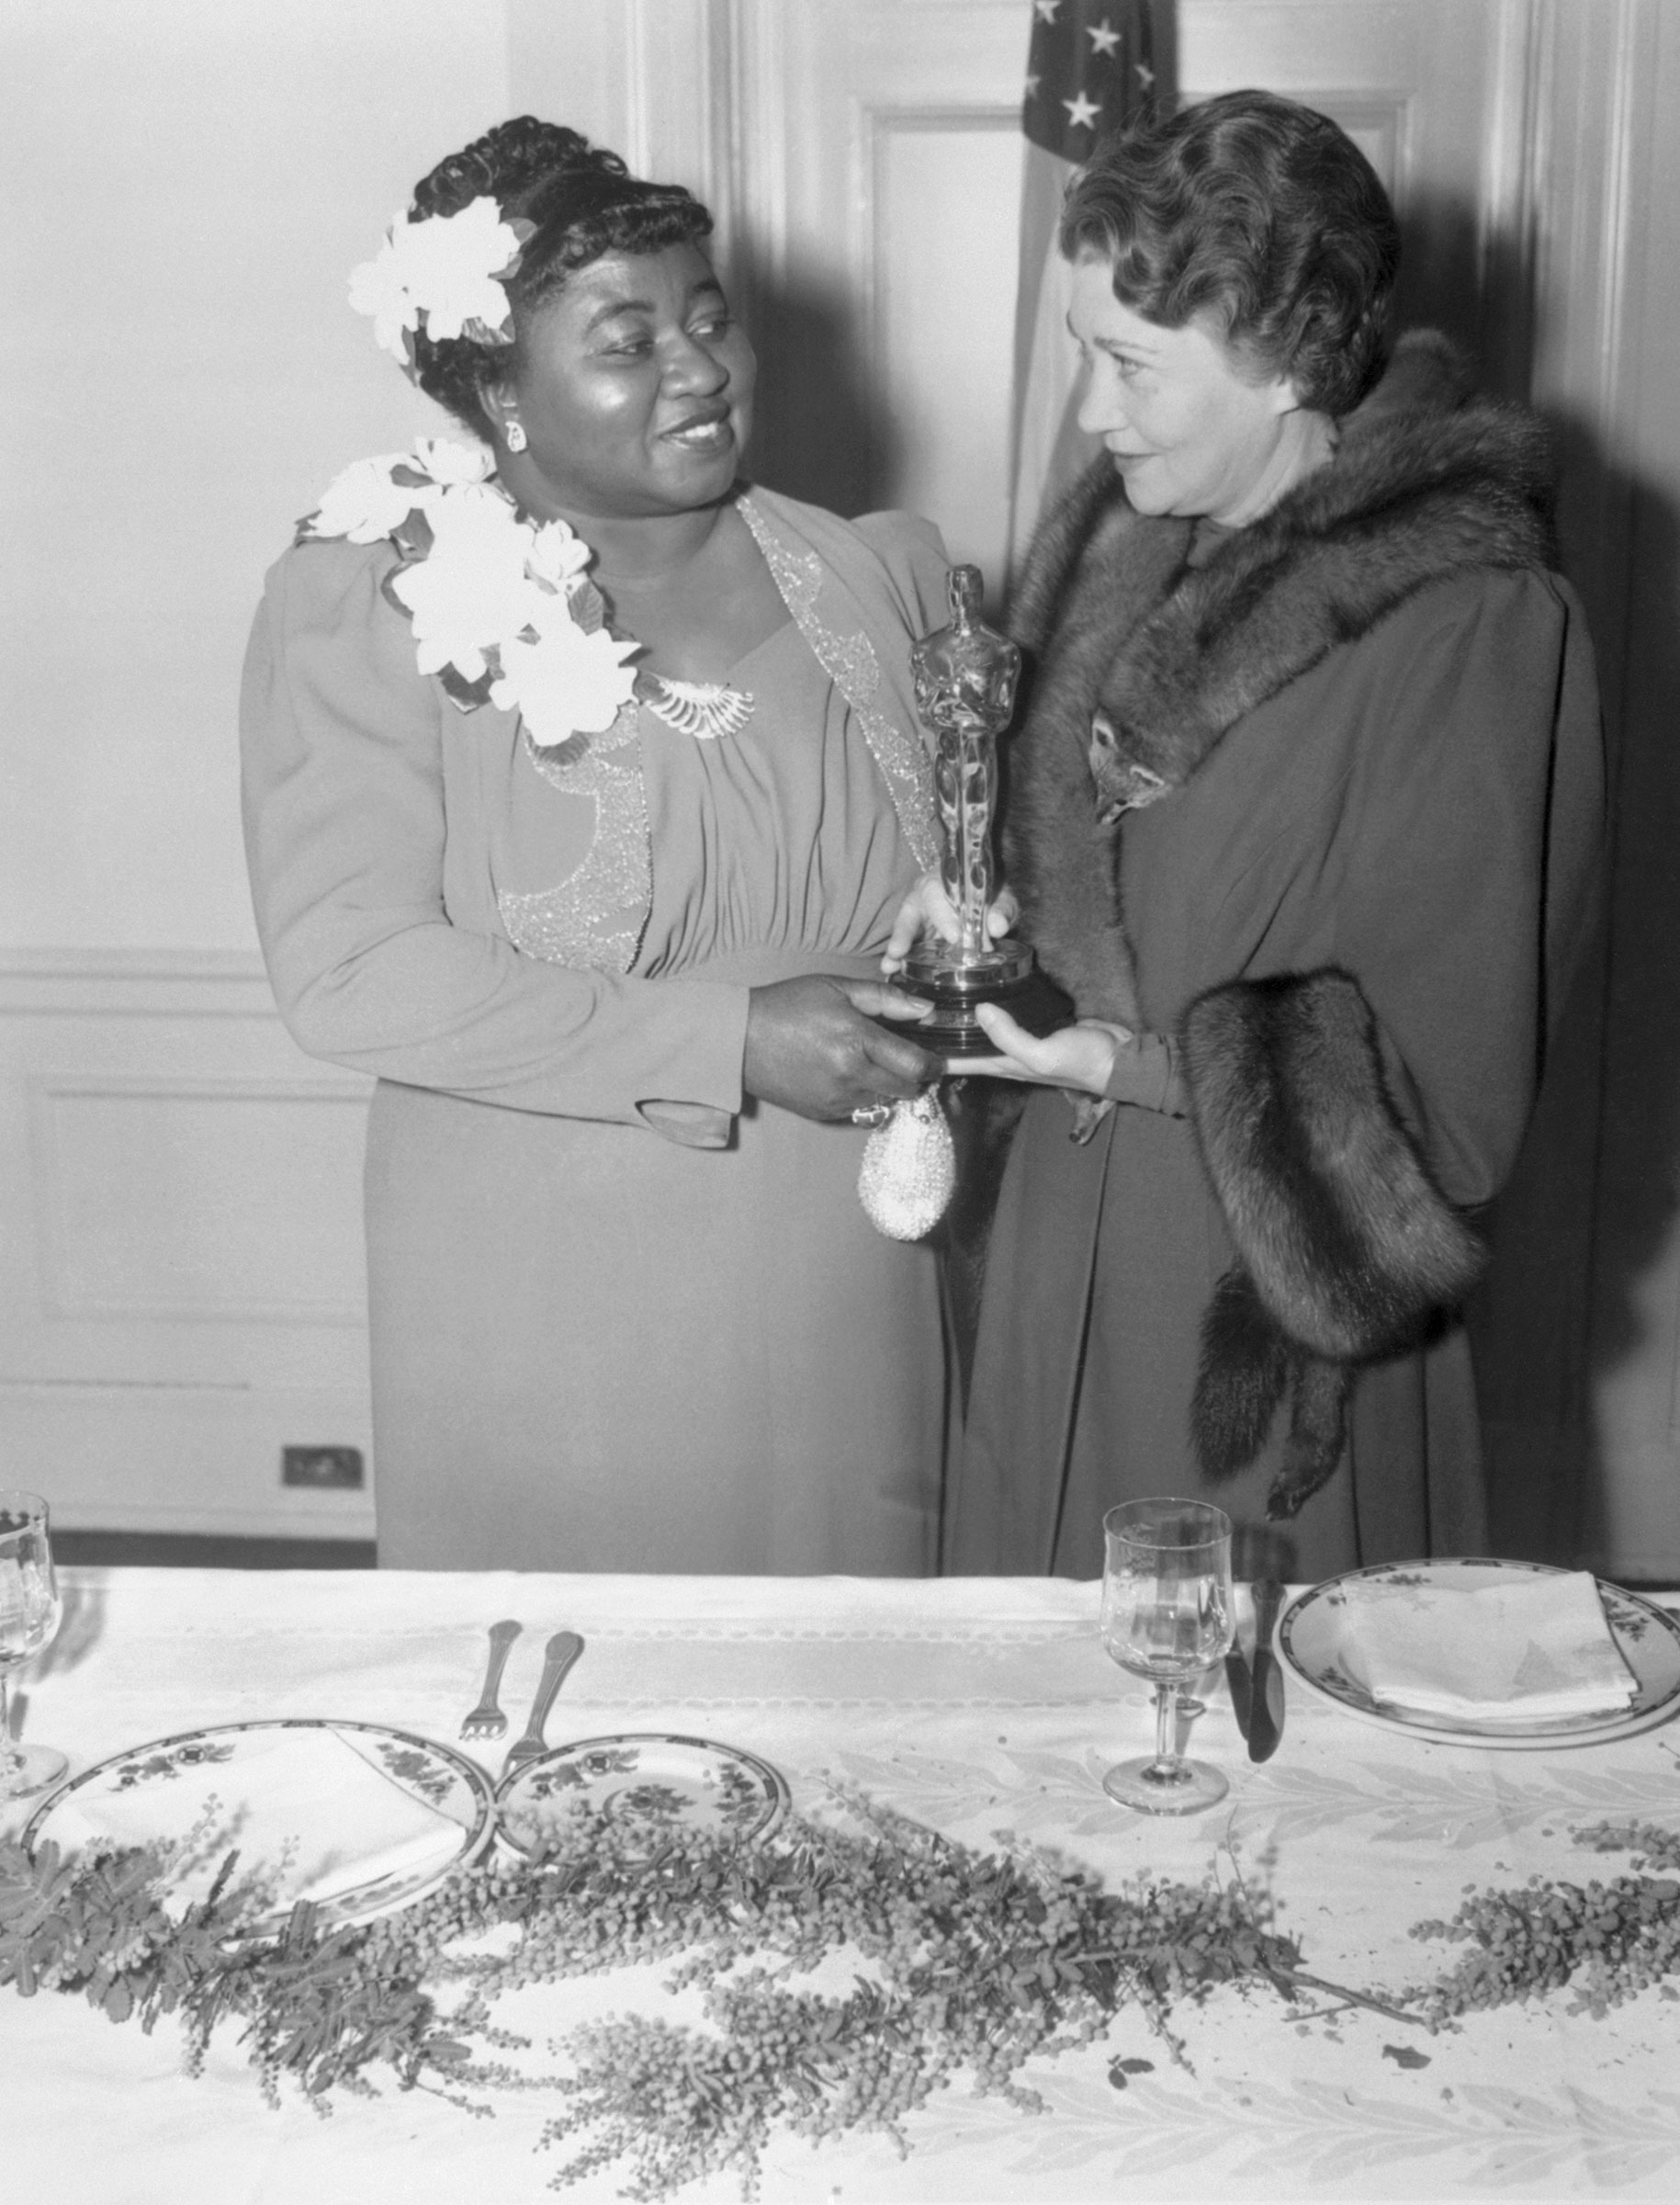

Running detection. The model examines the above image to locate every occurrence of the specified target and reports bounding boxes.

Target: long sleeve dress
[948,341,1606,1583]
[241,486,953,1572]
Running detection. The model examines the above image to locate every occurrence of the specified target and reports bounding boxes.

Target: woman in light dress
[242,119,955,1571]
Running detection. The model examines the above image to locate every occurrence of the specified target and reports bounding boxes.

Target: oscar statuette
[901,564,1044,1055]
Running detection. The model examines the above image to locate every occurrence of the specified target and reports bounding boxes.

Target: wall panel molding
[29,1073,368,1328]
[1474,0,1545,393]
[0,946,374,1537]
[0,946,276,1017]
[1525,0,1654,670]
[862,99,1021,578]
[0,1381,376,1540]
[510,0,747,278]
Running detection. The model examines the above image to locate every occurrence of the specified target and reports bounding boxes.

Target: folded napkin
[46,1726,467,1910]
[1334,1570,1639,1722]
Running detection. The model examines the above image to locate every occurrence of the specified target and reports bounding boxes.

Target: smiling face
[486,241,755,525]
[1067,255,1302,526]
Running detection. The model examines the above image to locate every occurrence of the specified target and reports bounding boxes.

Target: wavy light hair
[1061,89,1400,413]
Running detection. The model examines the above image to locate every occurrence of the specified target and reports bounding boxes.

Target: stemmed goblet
[1099,1498,1235,1815]
[0,1490,66,1803]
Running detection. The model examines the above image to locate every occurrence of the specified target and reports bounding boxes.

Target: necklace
[641,675,754,741]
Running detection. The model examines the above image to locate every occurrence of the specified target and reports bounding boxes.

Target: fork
[502,1631,584,1777]
[459,1619,523,1740]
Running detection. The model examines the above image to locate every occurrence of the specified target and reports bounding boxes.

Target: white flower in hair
[345,233,417,361]
[389,486,531,683]
[349,197,524,363]
[492,591,640,747]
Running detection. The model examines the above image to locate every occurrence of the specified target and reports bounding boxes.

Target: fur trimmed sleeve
[1180,969,1485,1363]
[1179,968,1485,1520]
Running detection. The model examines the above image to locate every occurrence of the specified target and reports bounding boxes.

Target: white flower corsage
[299,440,640,752]
[304,437,493,544]
[348,198,531,373]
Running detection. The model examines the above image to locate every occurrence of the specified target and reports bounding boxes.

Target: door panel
[734,0,1029,584]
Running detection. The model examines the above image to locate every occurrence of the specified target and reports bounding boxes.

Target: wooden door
[528,0,1679,1578]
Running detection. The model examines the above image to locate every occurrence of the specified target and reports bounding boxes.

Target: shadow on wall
[735,265,901,518]
[1468,407,1680,1569]
[1263,185,1678,1575]
[1566,451,1680,1566]
[1377,190,1574,1563]
[1389,190,1634,1571]
[1392,190,1536,404]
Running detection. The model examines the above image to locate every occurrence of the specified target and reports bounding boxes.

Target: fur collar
[1028,334,1555,808]
[1004,333,1557,1023]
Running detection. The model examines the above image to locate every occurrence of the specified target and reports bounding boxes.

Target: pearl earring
[505,422,527,453]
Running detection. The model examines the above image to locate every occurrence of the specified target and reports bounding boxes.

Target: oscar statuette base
[899,937,1064,1058]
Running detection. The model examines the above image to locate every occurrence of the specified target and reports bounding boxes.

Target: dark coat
[947,336,1606,1579]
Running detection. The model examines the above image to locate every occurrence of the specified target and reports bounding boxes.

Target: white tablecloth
[2,1567,1677,2203]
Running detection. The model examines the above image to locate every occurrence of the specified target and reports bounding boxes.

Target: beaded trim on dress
[497,492,941,972]
[497,696,652,972]
[739,498,941,873]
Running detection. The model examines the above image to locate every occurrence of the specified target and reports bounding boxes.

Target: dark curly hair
[1060,90,1400,415]
[407,116,714,433]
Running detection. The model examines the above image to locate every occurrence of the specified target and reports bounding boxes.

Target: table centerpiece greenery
[4,1792,1679,2199]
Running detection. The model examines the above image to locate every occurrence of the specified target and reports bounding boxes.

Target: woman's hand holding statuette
[878,871,1018,978]
[961,1006,1127,1096]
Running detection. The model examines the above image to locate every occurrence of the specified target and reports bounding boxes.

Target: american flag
[1008,1,1166,582]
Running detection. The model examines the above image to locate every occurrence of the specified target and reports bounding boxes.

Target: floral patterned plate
[1279,1559,1680,1747]
[495,1732,789,1855]
[22,1718,496,1928]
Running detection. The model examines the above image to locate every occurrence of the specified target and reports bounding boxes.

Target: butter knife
[1224,1627,1255,1740]
[1246,1579,1286,1762]
[502,1631,584,1778]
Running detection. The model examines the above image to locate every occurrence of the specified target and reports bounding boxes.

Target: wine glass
[1099,1498,1235,1815]
[0,1490,67,1802]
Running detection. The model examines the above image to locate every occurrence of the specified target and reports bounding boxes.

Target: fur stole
[1180,972,1484,1517]
[1001,332,1552,1516]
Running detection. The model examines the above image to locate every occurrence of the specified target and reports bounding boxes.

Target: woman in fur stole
[914,91,1605,1580]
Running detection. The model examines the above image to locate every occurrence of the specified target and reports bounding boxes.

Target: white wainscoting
[0,952,375,1538]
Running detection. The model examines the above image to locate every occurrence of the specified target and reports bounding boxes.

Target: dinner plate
[1279,1559,1680,1747]
[22,1717,496,1928]
[495,1732,790,1855]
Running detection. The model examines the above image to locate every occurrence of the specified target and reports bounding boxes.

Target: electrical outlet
[282,1445,365,1490]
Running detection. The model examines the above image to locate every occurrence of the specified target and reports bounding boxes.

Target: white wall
[0,0,513,1535]
[1,0,508,953]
